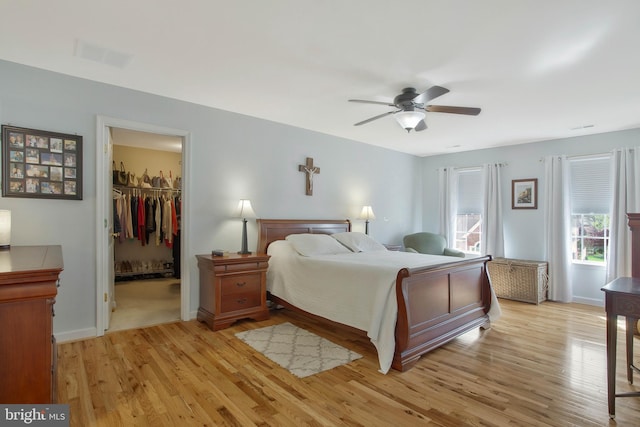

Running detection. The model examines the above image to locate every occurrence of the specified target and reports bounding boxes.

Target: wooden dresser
[196,253,269,330]
[0,245,63,403]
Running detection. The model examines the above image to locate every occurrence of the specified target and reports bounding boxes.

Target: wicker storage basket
[487,258,548,304]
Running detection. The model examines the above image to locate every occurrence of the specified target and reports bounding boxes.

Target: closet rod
[113,185,181,193]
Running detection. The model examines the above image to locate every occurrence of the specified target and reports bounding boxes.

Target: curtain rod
[539,152,611,162]
[438,163,507,171]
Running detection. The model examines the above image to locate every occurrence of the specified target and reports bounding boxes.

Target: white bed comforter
[266,241,501,374]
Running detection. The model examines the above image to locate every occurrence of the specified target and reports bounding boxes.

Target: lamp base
[239,218,251,255]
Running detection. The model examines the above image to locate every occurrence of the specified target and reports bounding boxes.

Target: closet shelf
[113,184,180,192]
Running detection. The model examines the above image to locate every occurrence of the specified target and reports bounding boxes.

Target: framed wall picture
[2,125,82,200]
[512,178,537,209]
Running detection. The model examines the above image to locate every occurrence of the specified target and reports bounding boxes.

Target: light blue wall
[0,60,422,338]
[3,57,636,336]
[421,128,640,305]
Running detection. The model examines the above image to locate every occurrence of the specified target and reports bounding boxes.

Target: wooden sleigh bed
[257,219,495,372]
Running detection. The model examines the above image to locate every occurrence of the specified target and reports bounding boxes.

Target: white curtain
[481,163,504,257]
[438,167,456,246]
[543,155,573,302]
[606,147,640,282]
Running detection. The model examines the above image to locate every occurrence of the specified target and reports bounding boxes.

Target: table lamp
[359,206,375,235]
[236,200,256,254]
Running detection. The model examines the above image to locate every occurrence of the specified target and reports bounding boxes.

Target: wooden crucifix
[298,157,320,196]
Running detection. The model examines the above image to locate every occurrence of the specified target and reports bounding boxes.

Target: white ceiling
[2,1,640,157]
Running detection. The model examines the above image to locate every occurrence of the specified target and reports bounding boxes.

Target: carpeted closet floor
[108,277,181,332]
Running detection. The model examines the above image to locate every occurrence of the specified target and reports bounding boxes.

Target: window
[570,156,611,264]
[454,168,483,253]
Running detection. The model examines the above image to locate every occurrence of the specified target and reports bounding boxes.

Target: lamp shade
[235,199,256,219]
[0,210,10,248]
[394,110,425,132]
[359,206,375,221]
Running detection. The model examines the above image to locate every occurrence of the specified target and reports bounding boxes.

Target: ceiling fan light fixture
[394,110,425,132]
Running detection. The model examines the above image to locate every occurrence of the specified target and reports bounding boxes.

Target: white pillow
[285,233,353,256]
[266,240,298,256]
[331,232,387,253]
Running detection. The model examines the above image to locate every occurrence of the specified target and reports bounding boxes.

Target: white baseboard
[55,312,197,343]
[572,297,604,307]
[54,327,97,343]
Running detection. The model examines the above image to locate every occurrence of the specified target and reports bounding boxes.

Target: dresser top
[0,245,64,274]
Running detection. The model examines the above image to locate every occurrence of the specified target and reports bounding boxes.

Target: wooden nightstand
[196,253,270,331]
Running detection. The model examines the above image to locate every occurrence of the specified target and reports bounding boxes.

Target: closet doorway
[109,127,183,332]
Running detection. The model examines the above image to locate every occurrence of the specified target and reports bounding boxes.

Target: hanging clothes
[163,196,173,248]
[155,195,163,246]
[174,194,181,218]
[137,194,146,246]
[124,194,134,240]
[113,191,122,235]
[173,228,181,278]
[172,193,181,279]
[114,192,130,243]
[145,196,155,243]
[114,188,180,248]
[131,194,139,238]
[170,197,178,240]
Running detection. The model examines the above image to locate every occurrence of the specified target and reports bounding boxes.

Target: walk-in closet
[110,128,183,332]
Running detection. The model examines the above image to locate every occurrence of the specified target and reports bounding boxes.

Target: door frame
[95,115,191,336]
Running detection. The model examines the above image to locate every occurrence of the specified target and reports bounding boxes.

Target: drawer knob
[237,298,247,304]
[236,281,246,287]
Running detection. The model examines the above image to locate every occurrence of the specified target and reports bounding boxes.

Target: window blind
[570,156,611,214]
[457,169,483,214]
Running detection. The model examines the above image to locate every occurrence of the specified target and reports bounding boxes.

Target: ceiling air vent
[74,39,133,69]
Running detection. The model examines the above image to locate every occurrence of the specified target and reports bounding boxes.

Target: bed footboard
[392,255,492,371]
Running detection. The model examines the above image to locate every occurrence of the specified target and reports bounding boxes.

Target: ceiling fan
[349,86,481,133]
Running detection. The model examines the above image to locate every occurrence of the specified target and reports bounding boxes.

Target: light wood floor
[57,299,640,426]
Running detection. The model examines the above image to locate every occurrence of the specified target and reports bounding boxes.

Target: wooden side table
[601,277,640,419]
[196,253,269,331]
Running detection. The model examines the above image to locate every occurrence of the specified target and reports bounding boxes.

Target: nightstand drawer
[220,274,261,296]
[221,291,262,313]
[214,260,268,273]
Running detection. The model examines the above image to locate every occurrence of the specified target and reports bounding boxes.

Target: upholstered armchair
[403,232,465,258]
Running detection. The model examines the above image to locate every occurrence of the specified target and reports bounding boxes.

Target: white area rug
[235,322,362,378]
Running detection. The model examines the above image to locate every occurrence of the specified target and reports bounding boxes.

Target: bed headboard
[256,219,351,254]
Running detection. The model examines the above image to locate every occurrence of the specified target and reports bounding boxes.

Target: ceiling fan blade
[349,99,396,107]
[414,120,427,132]
[413,85,450,104]
[354,110,400,126]
[426,105,481,116]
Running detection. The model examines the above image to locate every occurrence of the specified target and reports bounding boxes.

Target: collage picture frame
[2,125,83,200]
